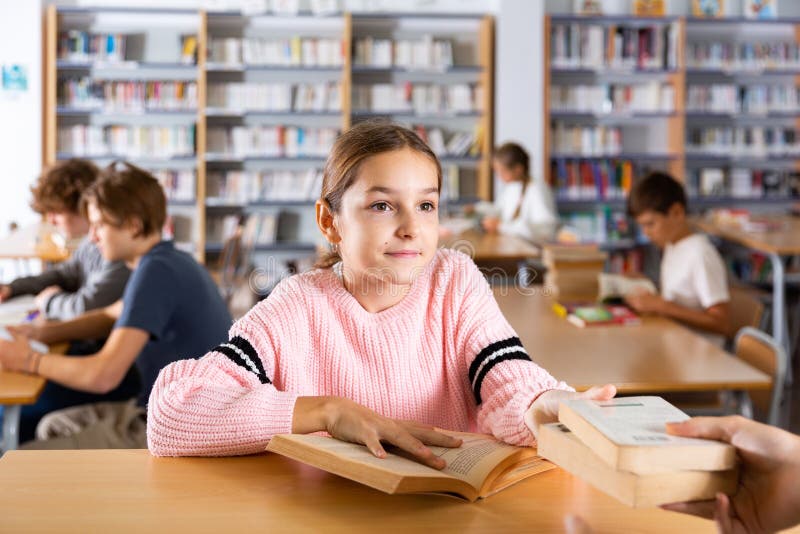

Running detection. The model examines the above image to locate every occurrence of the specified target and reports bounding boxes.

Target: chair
[734,327,787,426]
[727,285,766,341]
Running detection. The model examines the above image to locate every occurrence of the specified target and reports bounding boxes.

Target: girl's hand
[525,384,617,439]
[293,396,463,470]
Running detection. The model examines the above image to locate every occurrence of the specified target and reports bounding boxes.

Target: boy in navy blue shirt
[0,162,232,448]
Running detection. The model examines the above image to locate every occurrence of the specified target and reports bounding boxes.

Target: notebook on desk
[0,295,37,326]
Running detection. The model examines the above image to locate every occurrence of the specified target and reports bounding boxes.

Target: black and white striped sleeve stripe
[467,336,531,405]
[213,336,271,384]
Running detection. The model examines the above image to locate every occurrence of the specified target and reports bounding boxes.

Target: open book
[597,273,657,304]
[552,302,641,328]
[266,431,554,501]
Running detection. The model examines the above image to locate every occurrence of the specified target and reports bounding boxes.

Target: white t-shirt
[660,233,730,346]
[495,180,558,242]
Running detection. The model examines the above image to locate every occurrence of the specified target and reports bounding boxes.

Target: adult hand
[525,384,617,439]
[293,396,463,470]
[662,416,800,534]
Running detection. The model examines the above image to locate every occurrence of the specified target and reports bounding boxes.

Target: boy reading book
[625,172,731,346]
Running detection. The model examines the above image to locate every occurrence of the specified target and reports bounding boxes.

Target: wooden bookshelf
[44,7,495,266]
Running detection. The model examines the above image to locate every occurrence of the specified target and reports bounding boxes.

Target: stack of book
[543,244,608,301]
[551,124,622,157]
[207,82,341,113]
[539,397,739,508]
[206,126,337,158]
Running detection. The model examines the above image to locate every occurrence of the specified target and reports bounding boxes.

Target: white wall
[0,0,42,233]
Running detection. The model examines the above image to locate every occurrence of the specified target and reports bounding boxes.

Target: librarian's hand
[0,285,11,302]
[662,416,800,534]
[293,396,462,470]
[482,217,500,233]
[624,291,664,314]
[526,384,617,439]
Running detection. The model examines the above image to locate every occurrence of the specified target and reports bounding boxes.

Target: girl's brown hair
[494,142,531,219]
[315,120,442,269]
[80,161,167,238]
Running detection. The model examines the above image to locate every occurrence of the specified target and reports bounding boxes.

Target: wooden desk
[0,449,719,533]
[0,222,68,263]
[495,290,771,393]
[694,216,800,366]
[440,229,540,263]
[0,342,66,452]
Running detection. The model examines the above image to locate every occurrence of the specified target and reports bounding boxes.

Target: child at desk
[147,121,615,464]
[0,159,130,320]
[480,142,558,243]
[0,163,232,448]
[625,172,731,346]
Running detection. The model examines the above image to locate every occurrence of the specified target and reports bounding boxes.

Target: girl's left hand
[525,384,617,439]
[0,329,34,373]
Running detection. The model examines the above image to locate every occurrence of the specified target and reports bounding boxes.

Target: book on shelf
[633,0,665,16]
[180,35,198,65]
[558,209,636,246]
[687,126,800,158]
[57,31,143,63]
[411,124,481,158]
[207,169,323,204]
[552,302,641,328]
[687,40,799,71]
[550,82,674,115]
[208,82,341,113]
[58,79,198,112]
[692,0,726,17]
[687,84,800,115]
[266,431,555,502]
[550,22,678,71]
[538,422,737,508]
[551,124,622,158]
[552,158,633,201]
[208,37,343,67]
[207,126,337,158]
[57,125,195,159]
[354,35,455,70]
[153,170,196,202]
[744,0,778,19]
[607,249,645,275]
[688,168,800,201]
[352,83,481,115]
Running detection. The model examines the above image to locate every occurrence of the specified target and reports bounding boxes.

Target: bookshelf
[44,7,495,268]
[544,14,800,265]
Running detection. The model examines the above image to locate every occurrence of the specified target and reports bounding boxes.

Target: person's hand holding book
[292,396,463,470]
[662,416,800,534]
[524,384,617,440]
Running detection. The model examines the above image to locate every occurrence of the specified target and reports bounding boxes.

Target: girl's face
[333,148,440,287]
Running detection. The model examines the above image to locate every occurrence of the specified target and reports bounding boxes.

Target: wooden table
[495,290,771,393]
[439,229,540,263]
[694,216,800,368]
[0,449,724,533]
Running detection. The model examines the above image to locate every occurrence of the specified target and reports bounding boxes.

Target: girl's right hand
[292,396,462,470]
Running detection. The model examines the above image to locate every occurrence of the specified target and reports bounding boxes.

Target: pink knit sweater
[147,249,572,456]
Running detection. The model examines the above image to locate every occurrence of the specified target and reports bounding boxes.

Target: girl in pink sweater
[147,122,616,464]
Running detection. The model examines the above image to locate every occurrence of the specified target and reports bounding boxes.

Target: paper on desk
[0,295,38,326]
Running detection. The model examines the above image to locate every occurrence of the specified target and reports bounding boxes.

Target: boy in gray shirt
[0,159,130,320]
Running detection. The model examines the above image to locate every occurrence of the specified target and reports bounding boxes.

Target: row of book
[550,82,675,114]
[208,212,304,248]
[607,248,644,275]
[551,124,623,157]
[153,170,195,202]
[206,169,323,204]
[687,168,800,199]
[58,31,133,63]
[353,36,455,70]
[686,84,800,115]
[208,37,343,67]
[410,124,480,158]
[550,23,679,70]
[686,41,800,70]
[551,159,635,201]
[207,82,341,113]
[57,125,195,158]
[352,83,481,115]
[207,126,337,158]
[58,79,198,112]
[687,126,800,157]
[560,207,635,246]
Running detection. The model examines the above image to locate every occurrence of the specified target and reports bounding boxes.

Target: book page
[0,296,37,326]
[563,397,723,448]
[598,273,656,301]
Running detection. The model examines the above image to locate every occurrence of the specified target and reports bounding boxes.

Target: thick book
[552,302,641,328]
[597,273,657,304]
[538,423,738,508]
[266,431,555,502]
[558,397,737,475]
